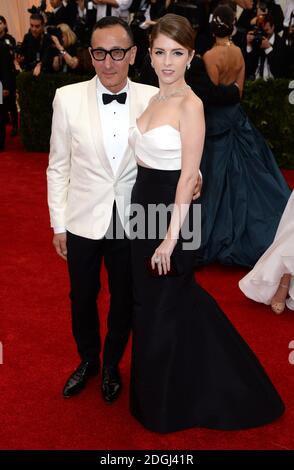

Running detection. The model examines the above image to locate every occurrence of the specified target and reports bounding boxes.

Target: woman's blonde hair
[58,23,77,47]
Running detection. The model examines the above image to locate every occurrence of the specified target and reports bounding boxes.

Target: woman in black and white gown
[128,13,285,434]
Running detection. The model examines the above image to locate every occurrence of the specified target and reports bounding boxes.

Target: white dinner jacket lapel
[87,76,114,179]
[115,79,138,180]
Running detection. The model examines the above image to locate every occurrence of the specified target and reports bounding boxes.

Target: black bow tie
[102,92,127,105]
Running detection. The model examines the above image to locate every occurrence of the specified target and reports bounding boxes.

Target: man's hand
[33,62,42,77]
[192,172,203,200]
[14,57,22,72]
[53,232,67,260]
[51,35,63,50]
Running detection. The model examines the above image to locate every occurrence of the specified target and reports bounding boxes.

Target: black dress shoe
[101,366,122,403]
[63,361,99,398]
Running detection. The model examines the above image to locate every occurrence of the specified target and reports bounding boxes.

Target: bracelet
[59,49,66,56]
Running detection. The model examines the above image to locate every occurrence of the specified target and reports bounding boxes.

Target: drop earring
[186,63,191,70]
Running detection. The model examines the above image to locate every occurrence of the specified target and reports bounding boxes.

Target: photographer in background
[46,0,74,27]
[0,42,12,151]
[18,13,53,77]
[92,0,133,23]
[50,23,79,72]
[244,13,287,79]
[66,1,96,46]
[282,1,294,76]
[0,16,18,136]
[237,0,284,34]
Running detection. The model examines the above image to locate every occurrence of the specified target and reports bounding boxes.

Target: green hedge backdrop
[17,72,294,168]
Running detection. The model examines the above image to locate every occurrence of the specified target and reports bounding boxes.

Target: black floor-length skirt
[130,165,284,433]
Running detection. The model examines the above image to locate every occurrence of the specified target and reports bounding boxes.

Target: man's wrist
[53,227,66,234]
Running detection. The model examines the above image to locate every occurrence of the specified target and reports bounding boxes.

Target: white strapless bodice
[128,124,182,170]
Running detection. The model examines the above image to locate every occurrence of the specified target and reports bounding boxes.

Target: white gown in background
[239,191,294,310]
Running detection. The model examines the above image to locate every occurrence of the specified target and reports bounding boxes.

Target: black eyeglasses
[90,46,134,61]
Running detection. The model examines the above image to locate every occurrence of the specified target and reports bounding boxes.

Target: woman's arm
[59,49,79,70]
[152,97,205,274]
[51,35,79,70]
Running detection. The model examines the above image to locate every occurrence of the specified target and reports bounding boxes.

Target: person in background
[196,5,291,268]
[18,13,52,77]
[0,16,18,136]
[0,16,16,50]
[92,0,132,23]
[51,23,79,72]
[239,191,294,314]
[282,0,294,76]
[244,14,287,79]
[46,0,74,27]
[0,42,11,151]
[237,0,284,34]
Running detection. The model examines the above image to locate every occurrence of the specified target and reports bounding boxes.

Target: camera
[46,26,63,45]
[252,14,266,47]
[130,11,146,28]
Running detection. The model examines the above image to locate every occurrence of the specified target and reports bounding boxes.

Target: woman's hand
[192,172,202,200]
[151,238,177,275]
[51,35,63,51]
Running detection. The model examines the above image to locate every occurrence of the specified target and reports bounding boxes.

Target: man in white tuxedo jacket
[47,16,157,402]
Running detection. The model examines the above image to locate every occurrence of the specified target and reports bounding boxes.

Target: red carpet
[0,133,294,450]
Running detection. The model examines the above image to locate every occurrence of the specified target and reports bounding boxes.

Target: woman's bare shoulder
[181,92,203,117]
[203,48,217,60]
[205,44,242,56]
[231,43,243,54]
